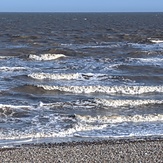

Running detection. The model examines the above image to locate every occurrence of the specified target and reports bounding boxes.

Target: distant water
[0,13,163,147]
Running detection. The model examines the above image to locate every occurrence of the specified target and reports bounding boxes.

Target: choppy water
[0,13,163,146]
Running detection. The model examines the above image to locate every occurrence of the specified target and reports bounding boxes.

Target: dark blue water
[0,13,163,147]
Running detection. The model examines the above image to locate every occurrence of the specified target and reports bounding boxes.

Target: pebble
[0,139,163,162]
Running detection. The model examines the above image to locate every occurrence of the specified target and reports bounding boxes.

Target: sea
[0,13,163,147]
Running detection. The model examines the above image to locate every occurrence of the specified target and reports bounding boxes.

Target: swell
[12,85,51,95]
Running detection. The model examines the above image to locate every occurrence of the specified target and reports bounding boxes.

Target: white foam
[76,114,163,124]
[37,98,163,110]
[0,56,12,59]
[28,72,80,80]
[94,99,163,107]
[0,114,107,140]
[0,66,27,71]
[0,104,34,110]
[0,124,107,141]
[1,104,163,141]
[1,112,162,141]
[28,72,108,80]
[129,57,163,66]
[37,85,163,95]
[29,53,66,61]
[150,39,163,43]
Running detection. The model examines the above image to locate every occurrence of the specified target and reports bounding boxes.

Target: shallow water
[0,13,163,146]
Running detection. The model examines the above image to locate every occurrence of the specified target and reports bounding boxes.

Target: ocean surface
[0,13,163,147]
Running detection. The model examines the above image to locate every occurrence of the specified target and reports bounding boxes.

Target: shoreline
[1,137,163,162]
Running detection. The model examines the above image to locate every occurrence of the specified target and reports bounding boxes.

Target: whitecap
[0,66,27,72]
[0,56,12,60]
[29,53,66,61]
[28,72,108,80]
[0,104,34,110]
[76,114,163,124]
[94,99,163,107]
[37,85,163,95]
[28,73,81,80]
[149,39,163,43]
[36,98,163,111]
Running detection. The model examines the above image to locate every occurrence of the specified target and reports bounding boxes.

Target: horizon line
[0,11,163,13]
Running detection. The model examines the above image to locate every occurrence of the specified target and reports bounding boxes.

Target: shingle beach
[0,138,163,162]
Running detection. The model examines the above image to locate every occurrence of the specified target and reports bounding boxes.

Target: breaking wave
[1,111,162,141]
[38,98,163,110]
[29,53,67,61]
[37,85,163,95]
[149,38,163,43]
[28,72,108,80]
[76,114,163,124]
[1,98,163,142]
[94,99,163,107]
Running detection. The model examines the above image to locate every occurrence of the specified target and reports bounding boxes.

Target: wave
[94,99,163,107]
[129,43,163,51]
[76,114,163,124]
[0,66,27,72]
[38,98,163,110]
[28,72,108,80]
[0,104,34,110]
[80,44,121,49]
[0,56,12,60]
[128,57,163,66]
[1,100,163,141]
[1,111,162,141]
[37,85,163,95]
[0,104,33,118]
[149,38,163,43]
[29,53,67,61]
[61,42,123,50]
[0,121,107,141]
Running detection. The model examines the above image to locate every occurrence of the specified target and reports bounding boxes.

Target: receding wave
[1,112,162,141]
[28,72,108,80]
[37,85,163,95]
[29,53,67,61]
